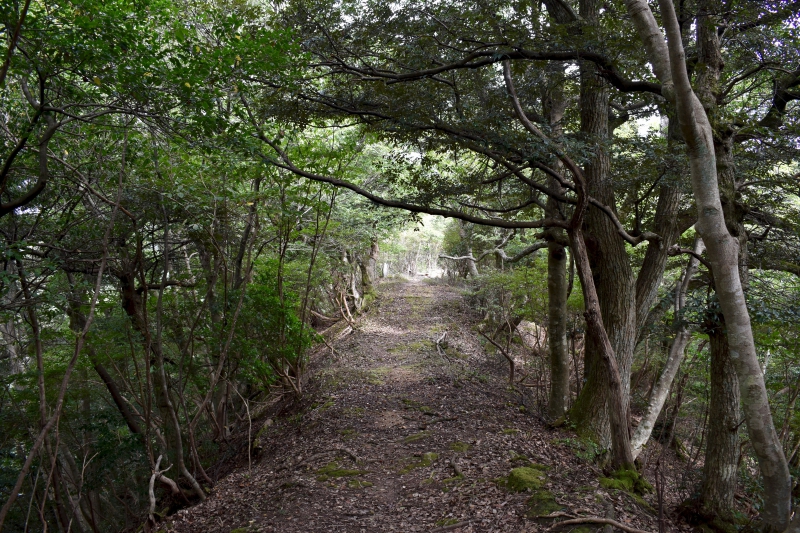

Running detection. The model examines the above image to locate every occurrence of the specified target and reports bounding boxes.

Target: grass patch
[434,518,460,527]
[339,428,358,441]
[502,428,519,435]
[402,398,435,415]
[342,406,365,417]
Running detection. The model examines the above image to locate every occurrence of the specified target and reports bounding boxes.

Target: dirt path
[166,278,672,533]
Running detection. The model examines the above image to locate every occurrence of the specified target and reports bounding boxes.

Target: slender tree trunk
[625,0,791,528]
[631,240,703,457]
[542,63,570,421]
[359,258,373,296]
[367,238,379,283]
[547,233,570,420]
[457,221,480,278]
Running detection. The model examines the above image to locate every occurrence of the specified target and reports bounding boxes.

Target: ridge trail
[166,278,669,533]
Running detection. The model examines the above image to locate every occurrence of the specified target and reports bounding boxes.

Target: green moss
[342,407,365,417]
[599,469,653,496]
[498,466,547,492]
[316,462,367,481]
[449,441,471,452]
[509,451,533,464]
[526,490,565,517]
[502,428,519,435]
[435,518,460,527]
[404,431,431,443]
[347,479,373,489]
[314,399,335,411]
[401,398,435,415]
[399,452,439,474]
[444,347,468,359]
[339,428,357,440]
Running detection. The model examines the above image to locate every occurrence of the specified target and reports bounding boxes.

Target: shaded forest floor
[165,278,691,533]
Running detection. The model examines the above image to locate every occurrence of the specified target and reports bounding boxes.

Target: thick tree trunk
[625,0,791,528]
[701,320,741,519]
[503,58,634,470]
[568,0,637,448]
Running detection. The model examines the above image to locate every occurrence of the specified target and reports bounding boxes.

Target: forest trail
[166,278,674,533]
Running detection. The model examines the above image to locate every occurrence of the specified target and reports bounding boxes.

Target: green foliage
[234,261,318,390]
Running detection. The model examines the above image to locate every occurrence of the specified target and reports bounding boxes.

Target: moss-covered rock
[498,465,548,492]
[599,469,653,496]
[526,490,565,517]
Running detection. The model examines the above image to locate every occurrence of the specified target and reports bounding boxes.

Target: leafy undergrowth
[164,277,691,533]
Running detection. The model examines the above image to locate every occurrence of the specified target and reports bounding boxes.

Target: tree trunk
[359,258,374,296]
[542,61,570,421]
[700,319,741,519]
[568,0,637,449]
[367,238,379,283]
[457,221,480,278]
[631,239,703,457]
[625,0,791,528]
[547,234,570,420]
[503,57,634,470]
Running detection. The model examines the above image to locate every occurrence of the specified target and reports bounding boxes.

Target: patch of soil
[165,278,690,533]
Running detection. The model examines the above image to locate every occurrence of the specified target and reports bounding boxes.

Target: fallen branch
[543,513,655,533]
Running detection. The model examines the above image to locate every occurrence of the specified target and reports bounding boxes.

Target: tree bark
[568,0,637,449]
[542,62,570,421]
[701,318,741,519]
[625,0,791,528]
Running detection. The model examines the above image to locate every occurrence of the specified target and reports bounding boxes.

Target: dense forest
[0,0,798,531]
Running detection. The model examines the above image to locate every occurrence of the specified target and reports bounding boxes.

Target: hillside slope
[165,278,679,533]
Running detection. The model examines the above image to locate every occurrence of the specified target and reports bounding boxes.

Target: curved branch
[324,48,662,95]
[502,61,658,246]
